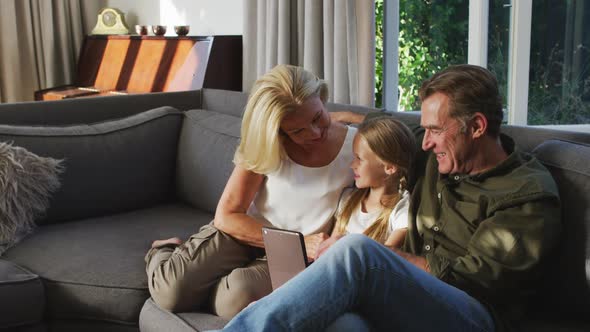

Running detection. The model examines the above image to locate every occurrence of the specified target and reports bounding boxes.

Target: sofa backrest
[0,106,184,224]
[201,89,248,117]
[0,90,201,126]
[176,109,241,213]
[200,88,383,118]
[532,140,590,320]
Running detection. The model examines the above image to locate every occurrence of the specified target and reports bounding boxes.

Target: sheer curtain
[0,0,98,103]
[243,0,375,107]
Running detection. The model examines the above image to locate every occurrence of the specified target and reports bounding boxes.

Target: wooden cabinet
[35,35,241,101]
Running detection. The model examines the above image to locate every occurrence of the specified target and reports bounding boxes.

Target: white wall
[104,0,243,36]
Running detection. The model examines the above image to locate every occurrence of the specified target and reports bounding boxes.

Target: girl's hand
[304,232,330,261]
[315,234,345,259]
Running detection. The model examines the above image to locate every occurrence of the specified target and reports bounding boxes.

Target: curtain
[0,0,93,103]
[243,0,375,107]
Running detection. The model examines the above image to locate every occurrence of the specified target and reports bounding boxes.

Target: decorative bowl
[175,25,190,36]
[152,25,167,36]
[135,25,148,35]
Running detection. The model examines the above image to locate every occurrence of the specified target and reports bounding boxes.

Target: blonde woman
[145,65,356,319]
[316,117,416,258]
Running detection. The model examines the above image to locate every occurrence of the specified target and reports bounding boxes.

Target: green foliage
[526,0,590,125]
[528,44,590,125]
[375,0,467,110]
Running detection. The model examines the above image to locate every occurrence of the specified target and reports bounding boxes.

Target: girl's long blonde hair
[334,117,416,243]
[233,65,328,174]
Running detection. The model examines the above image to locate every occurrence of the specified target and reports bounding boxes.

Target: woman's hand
[304,232,330,261]
[315,233,344,259]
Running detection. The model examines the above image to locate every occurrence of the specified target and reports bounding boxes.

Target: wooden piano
[35,35,242,101]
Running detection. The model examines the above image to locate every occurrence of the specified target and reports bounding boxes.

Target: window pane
[397,0,468,111]
[528,0,590,125]
[488,1,511,121]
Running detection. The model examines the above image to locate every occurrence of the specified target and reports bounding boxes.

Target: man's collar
[468,134,518,182]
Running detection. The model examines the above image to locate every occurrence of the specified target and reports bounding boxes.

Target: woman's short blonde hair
[234,64,329,174]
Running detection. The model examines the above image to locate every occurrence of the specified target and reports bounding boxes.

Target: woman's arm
[213,165,267,247]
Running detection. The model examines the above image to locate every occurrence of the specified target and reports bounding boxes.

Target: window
[377,0,590,127]
[527,0,590,125]
[488,1,511,117]
[376,0,468,111]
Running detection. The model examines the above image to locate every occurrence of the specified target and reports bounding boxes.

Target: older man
[215,65,561,332]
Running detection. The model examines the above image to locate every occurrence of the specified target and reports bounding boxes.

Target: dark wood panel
[35,35,242,101]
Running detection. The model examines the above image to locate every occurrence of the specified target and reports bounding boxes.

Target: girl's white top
[247,126,357,235]
[337,188,410,236]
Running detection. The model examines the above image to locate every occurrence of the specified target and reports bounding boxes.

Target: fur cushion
[0,142,63,255]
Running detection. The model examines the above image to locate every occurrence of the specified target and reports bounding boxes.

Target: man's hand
[315,234,345,259]
[389,247,430,273]
[304,232,330,261]
[330,111,366,125]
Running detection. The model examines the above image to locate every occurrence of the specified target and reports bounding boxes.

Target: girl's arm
[315,232,344,259]
[384,228,408,249]
[316,223,345,260]
[213,165,267,247]
[385,191,411,248]
[315,188,353,259]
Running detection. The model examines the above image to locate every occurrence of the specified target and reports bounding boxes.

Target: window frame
[381,0,534,126]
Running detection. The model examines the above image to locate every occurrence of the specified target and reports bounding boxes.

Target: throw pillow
[0,142,63,255]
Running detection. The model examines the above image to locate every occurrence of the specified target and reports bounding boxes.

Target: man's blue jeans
[219,234,495,332]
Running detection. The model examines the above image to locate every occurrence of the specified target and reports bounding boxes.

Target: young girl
[317,117,416,258]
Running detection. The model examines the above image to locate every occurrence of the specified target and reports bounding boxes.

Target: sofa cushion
[0,106,183,224]
[140,298,228,332]
[0,259,44,329]
[532,139,590,320]
[521,318,590,332]
[3,203,213,325]
[176,110,241,213]
[0,324,47,332]
[47,321,137,332]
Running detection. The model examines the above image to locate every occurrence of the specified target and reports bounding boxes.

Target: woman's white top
[337,188,410,236]
[247,126,357,235]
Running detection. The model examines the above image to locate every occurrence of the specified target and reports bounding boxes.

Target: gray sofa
[0,89,588,332]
